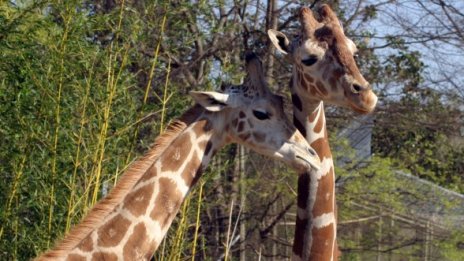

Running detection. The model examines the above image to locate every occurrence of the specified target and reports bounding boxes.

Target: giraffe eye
[301,55,318,66]
[252,110,270,120]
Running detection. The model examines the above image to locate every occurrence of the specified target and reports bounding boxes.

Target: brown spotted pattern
[123,183,154,217]
[77,235,93,252]
[160,133,192,173]
[55,117,217,261]
[291,106,336,261]
[309,223,335,261]
[150,178,184,228]
[181,153,202,186]
[91,252,118,261]
[67,254,86,261]
[311,167,334,218]
[122,223,154,260]
[140,165,158,182]
[97,214,131,248]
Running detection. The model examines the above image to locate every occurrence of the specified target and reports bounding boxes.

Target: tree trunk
[265,0,278,86]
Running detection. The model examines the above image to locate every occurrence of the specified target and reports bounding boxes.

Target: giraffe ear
[267,29,290,55]
[190,91,240,112]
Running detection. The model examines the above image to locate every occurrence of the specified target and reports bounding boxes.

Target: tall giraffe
[268,5,378,261]
[36,54,321,261]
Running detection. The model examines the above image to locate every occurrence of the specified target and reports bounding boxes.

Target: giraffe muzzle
[296,155,321,171]
[292,143,321,171]
[274,141,320,171]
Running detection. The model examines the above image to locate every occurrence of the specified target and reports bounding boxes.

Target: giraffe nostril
[307,147,317,156]
[351,83,363,93]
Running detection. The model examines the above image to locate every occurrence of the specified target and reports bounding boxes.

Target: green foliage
[385,50,424,91]
[439,232,464,261]
[373,89,464,193]
[332,135,464,260]
[362,5,378,21]
[0,1,168,259]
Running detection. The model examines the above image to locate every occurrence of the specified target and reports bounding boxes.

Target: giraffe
[36,53,321,261]
[268,5,378,261]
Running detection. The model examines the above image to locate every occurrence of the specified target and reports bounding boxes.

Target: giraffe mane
[37,105,202,259]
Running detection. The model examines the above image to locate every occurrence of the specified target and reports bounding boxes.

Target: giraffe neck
[39,107,223,261]
[291,71,337,261]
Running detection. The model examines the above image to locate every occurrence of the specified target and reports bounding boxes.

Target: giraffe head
[190,53,320,171]
[268,5,377,114]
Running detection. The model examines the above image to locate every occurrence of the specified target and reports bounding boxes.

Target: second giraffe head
[191,53,321,171]
[268,5,378,113]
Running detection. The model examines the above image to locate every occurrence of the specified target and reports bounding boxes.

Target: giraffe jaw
[272,142,321,172]
[347,90,378,114]
[296,154,321,171]
[348,101,376,114]
[349,103,371,114]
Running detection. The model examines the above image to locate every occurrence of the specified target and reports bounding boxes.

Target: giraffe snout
[307,147,317,157]
[347,79,378,113]
[350,81,370,94]
[293,142,321,171]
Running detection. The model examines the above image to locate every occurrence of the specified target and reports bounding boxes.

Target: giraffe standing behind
[268,5,378,261]
[36,54,321,260]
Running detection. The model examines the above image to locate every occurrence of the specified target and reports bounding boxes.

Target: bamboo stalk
[90,46,131,205]
[171,195,191,260]
[0,156,26,241]
[124,8,168,165]
[47,9,72,246]
[158,58,172,134]
[90,0,128,206]
[191,181,205,260]
[65,59,95,232]
[224,199,235,261]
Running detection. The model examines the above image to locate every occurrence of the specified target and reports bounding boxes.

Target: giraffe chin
[296,155,321,172]
[348,103,373,114]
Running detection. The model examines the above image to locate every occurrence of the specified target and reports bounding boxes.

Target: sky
[341,0,464,99]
